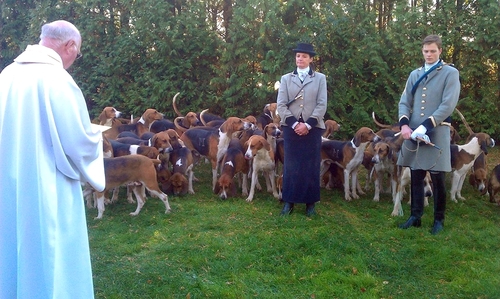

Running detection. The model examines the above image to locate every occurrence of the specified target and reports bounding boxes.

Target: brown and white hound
[244,135,279,202]
[98,107,122,127]
[468,152,488,195]
[367,133,405,201]
[90,155,171,219]
[487,164,500,205]
[391,167,433,217]
[107,140,161,205]
[322,119,341,140]
[150,130,176,154]
[450,132,495,202]
[370,140,398,202]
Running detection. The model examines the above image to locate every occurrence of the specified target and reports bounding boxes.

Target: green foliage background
[1,0,499,139]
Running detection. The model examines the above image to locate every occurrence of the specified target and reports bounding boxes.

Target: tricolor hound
[180,117,254,190]
[320,127,380,201]
[214,138,250,199]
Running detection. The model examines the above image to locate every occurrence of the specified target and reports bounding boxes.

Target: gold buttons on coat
[420,113,425,116]
[300,104,304,108]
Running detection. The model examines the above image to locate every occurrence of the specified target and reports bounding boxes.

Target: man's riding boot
[399,169,426,229]
[430,171,446,234]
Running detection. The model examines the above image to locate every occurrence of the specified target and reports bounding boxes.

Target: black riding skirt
[282,126,323,204]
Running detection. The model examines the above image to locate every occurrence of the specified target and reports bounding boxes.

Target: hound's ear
[263,124,270,139]
[214,181,221,194]
[98,110,107,124]
[481,140,488,155]
[262,139,271,151]
[151,135,158,146]
[229,180,237,196]
[352,135,361,147]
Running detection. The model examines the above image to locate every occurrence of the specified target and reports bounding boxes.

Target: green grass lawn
[87,148,500,299]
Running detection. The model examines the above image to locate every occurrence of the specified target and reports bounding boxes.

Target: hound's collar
[350,138,357,148]
[138,117,145,124]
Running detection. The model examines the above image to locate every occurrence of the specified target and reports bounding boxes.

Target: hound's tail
[454,108,474,136]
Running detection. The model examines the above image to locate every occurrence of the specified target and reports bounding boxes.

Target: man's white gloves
[410,125,430,144]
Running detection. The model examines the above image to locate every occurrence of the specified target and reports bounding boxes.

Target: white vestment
[0,45,105,298]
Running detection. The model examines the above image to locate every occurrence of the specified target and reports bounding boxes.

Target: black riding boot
[305,203,316,217]
[280,202,294,215]
[399,169,426,229]
[430,171,446,234]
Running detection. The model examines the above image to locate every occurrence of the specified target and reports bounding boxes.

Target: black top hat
[293,43,316,57]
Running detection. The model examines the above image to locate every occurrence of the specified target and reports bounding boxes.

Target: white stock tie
[299,71,307,82]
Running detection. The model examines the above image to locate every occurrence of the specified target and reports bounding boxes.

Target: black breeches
[410,169,446,220]
[430,171,446,221]
[410,169,427,218]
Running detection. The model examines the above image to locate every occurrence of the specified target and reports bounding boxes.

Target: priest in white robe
[0,20,105,298]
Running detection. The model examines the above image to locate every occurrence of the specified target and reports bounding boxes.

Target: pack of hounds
[84,93,499,219]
